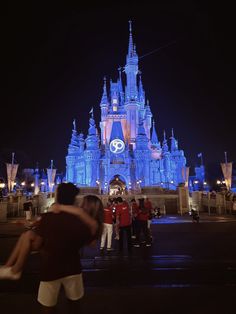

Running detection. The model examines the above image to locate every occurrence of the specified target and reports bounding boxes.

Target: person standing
[144,197,153,238]
[130,199,139,239]
[23,196,33,221]
[116,197,132,254]
[113,199,119,240]
[135,198,151,247]
[100,199,114,252]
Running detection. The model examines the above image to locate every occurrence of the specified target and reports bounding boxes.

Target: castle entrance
[109,175,126,196]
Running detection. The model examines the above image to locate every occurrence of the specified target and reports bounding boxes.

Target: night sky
[4,1,236,175]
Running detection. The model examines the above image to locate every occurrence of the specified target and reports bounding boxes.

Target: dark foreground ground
[0,213,236,314]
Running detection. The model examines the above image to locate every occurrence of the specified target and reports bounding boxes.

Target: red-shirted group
[100,196,154,254]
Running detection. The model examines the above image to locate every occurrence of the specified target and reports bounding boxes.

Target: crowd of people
[100,196,157,254]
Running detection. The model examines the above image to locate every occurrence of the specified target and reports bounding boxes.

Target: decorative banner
[6,163,19,192]
[220,162,233,190]
[47,168,57,193]
[34,172,40,195]
[181,166,190,187]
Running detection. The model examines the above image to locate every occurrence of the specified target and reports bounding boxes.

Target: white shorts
[37,273,84,307]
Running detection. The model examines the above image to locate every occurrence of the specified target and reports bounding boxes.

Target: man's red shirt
[116,202,131,227]
[103,206,113,224]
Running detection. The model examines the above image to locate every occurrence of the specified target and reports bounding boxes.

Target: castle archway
[109,175,126,196]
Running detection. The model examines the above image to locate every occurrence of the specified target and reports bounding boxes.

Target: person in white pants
[100,201,114,252]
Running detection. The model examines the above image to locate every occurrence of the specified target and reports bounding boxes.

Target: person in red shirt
[112,199,120,240]
[130,198,139,239]
[115,197,132,254]
[134,198,151,247]
[144,197,154,238]
[100,199,114,252]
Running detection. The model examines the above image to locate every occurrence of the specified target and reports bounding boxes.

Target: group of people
[100,196,154,254]
[0,185,155,313]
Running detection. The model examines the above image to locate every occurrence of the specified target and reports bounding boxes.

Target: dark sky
[3,1,236,174]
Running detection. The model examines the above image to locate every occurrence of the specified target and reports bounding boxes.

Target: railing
[191,191,236,215]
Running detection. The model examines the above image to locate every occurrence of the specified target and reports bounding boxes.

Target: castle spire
[162,130,169,152]
[68,119,79,152]
[170,127,178,152]
[73,119,76,131]
[151,120,159,144]
[125,20,138,101]
[139,72,145,103]
[128,20,134,56]
[101,77,108,105]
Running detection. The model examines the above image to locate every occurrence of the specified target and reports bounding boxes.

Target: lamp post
[96,180,101,194]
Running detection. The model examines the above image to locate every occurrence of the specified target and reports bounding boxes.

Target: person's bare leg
[11,231,42,274]
[5,230,42,274]
[5,232,27,267]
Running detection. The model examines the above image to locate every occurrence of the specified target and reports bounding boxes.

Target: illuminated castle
[66,22,187,193]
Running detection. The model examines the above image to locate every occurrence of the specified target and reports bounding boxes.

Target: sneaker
[0,266,22,280]
[100,247,104,251]
[133,244,140,248]
[146,243,151,247]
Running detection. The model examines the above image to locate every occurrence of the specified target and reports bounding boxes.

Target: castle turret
[135,120,150,185]
[151,120,161,149]
[85,113,100,186]
[66,120,79,182]
[86,114,99,150]
[79,133,85,153]
[144,99,152,140]
[118,67,124,105]
[138,73,145,106]
[125,20,139,101]
[170,128,178,152]
[162,130,169,153]
[124,21,139,145]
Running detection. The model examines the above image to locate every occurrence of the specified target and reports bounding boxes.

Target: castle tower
[124,21,139,145]
[66,120,79,182]
[84,113,100,186]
